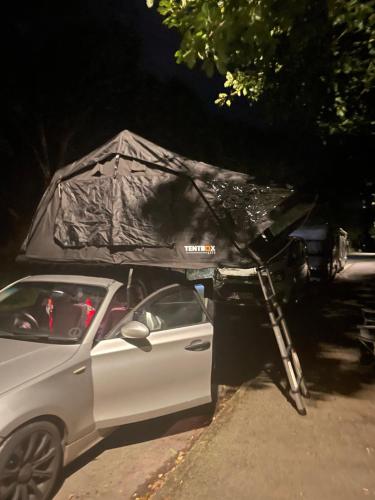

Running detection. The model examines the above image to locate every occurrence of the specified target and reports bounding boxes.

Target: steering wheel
[13,312,39,330]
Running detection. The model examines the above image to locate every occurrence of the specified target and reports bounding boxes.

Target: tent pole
[127,267,134,307]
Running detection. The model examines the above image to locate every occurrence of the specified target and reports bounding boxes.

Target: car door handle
[185,340,211,351]
[73,366,86,375]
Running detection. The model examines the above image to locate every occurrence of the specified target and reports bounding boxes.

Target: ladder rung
[281,346,293,361]
[271,313,284,326]
[290,387,302,395]
[296,376,304,388]
[258,264,307,415]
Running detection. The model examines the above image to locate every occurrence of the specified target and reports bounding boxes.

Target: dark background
[0,0,373,263]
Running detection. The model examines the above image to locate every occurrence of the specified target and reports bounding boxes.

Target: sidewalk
[154,366,375,500]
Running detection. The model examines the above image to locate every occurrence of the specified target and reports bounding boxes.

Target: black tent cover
[19,130,314,270]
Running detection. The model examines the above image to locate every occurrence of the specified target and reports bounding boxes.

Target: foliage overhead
[148,0,375,135]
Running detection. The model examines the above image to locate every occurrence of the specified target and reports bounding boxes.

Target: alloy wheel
[0,422,62,500]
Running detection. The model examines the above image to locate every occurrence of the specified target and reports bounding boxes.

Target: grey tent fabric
[54,175,176,248]
[19,130,311,269]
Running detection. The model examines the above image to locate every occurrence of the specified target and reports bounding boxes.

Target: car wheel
[0,421,62,500]
[327,260,337,281]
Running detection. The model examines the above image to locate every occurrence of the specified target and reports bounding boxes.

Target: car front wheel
[0,421,62,500]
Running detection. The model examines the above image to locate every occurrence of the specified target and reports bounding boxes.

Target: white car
[0,274,213,500]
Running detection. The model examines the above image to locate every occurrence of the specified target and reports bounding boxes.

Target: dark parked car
[214,236,310,305]
[292,225,348,280]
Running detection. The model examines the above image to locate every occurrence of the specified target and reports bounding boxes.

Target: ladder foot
[302,389,311,399]
[258,266,308,416]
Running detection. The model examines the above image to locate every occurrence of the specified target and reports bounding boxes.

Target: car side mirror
[120,320,150,339]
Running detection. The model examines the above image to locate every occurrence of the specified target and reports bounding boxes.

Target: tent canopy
[19,130,312,270]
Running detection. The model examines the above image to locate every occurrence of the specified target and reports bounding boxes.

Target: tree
[148,0,375,135]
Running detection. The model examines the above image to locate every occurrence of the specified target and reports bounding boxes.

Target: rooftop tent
[18,130,314,269]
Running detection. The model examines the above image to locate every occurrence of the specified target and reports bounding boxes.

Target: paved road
[53,401,218,499]
[153,256,375,500]
[54,256,375,499]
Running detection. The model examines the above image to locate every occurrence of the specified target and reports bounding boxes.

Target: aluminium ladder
[257,266,310,415]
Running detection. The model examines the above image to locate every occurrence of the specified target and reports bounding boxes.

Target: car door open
[90,284,213,428]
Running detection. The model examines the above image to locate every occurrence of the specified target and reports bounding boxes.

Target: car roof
[17,274,120,288]
[292,225,329,240]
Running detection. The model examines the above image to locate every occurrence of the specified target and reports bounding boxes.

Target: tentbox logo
[184,244,216,255]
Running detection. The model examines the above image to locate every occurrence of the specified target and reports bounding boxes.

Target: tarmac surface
[153,255,375,500]
[53,255,375,499]
[154,360,375,500]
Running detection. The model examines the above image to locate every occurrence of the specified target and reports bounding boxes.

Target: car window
[0,282,106,341]
[95,286,130,341]
[289,239,306,264]
[132,286,207,333]
[306,240,325,256]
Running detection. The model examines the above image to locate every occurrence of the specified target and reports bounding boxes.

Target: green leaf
[154,0,375,135]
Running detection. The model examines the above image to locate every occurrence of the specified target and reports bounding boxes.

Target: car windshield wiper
[0,331,79,343]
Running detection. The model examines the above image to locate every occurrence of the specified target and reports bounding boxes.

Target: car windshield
[306,240,325,256]
[0,281,106,343]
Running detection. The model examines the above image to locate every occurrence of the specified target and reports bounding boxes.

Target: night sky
[0,1,373,257]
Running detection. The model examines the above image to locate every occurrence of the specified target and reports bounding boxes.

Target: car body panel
[0,338,79,397]
[0,343,95,444]
[0,275,124,444]
[0,275,213,467]
[91,322,213,428]
[12,274,117,287]
[91,283,213,428]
